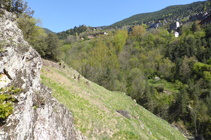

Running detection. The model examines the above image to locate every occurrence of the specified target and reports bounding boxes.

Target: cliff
[0,9,86,140]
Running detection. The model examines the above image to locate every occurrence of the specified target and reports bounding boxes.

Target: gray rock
[0,9,86,140]
[155,76,160,81]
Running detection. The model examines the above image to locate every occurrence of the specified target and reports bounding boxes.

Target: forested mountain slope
[108,0,210,28]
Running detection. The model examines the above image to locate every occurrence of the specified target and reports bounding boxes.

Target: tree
[127,68,146,101]
[179,56,198,82]
[131,25,146,37]
[18,16,47,57]
[0,0,34,17]
[144,83,157,112]
[191,22,198,33]
[18,16,43,42]
[45,33,61,61]
[66,35,76,44]
[180,88,189,115]
[206,23,211,38]
[207,93,211,116]
[113,30,128,55]
[31,36,47,57]
[142,24,147,29]
[159,58,176,80]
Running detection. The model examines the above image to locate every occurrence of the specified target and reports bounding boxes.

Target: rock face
[0,9,86,140]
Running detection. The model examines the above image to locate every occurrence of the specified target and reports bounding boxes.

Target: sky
[26,0,206,33]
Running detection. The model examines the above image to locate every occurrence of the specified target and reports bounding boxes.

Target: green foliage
[59,21,211,138]
[34,105,38,110]
[149,79,180,93]
[130,25,146,37]
[17,16,49,57]
[108,1,209,28]
[206,23,211,38]
[113,30,128,54]
[179,88,190,114]
[203,71,211,81]
[158,58,176,80]
[57,25,88,40]
[127,68,146,98]
[191,22,198,33]
[43,28,55,34]
[0,0,34,17]
[155,84,164,92]
[0,86,21,120]
[142,24,147,29]
[174,80,184,89]
[179,56,198,82]
[207,57,211,65]
[45,33,61,61]
[0,99,13,119]
[17,15,61,61]
[193,62,211,74]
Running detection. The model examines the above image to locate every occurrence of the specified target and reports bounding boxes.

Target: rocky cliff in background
[0,9,86,140]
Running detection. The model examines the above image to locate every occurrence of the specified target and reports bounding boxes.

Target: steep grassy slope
[41,65,186,140]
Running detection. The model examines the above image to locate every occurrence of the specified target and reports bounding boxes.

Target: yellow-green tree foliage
[89,40,119,70]
[18,15,49,57]
[141,32,156,48]
[113,30,128,55]
[159,58,176,80]
[139,49,162,77]
[179,56,198,81]
[131,25,146,37]
[142,24,147,29]
[18,16,46,43]
[193,62,211,81]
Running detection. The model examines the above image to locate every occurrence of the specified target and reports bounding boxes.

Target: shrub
[156,84,164,92]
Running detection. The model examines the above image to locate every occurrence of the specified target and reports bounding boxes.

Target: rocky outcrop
[0,9,86,140]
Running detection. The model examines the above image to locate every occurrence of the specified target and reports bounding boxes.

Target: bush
[0,94,13,119]
[156,84,164,92]
[175,80,183,89]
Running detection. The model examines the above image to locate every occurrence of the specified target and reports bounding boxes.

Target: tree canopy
[0,0,34,17]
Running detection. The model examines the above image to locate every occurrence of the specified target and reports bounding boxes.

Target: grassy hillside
[40,65,186,140]
[108,1,209,28]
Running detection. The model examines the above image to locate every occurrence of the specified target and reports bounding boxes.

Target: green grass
[41,66,185,140]
[148,79,180,93]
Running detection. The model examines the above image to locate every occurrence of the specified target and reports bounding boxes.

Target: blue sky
[26,0,205,33]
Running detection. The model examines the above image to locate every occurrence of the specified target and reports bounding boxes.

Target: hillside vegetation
[108,0,211,28]
[43,28,55,34]
[40,64,186,140]
[58,22,211,139]
[6,0,211,139]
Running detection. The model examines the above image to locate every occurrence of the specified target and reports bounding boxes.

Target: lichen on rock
[0,9,86,140]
